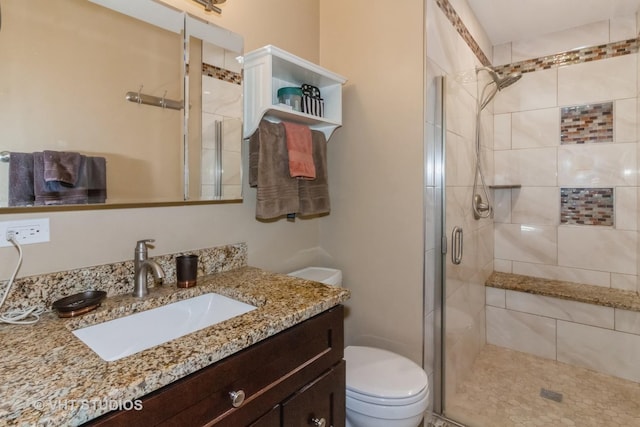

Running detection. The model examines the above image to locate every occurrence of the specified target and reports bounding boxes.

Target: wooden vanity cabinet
[87,305,345,427]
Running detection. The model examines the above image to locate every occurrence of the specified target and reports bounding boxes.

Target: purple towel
[8,152,35,207]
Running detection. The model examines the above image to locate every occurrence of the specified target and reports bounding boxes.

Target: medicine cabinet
[243,45,347,140]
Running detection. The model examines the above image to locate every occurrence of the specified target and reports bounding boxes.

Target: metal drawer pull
[229,390,245,408]
[451,226,463,265]
[310,417,326,427]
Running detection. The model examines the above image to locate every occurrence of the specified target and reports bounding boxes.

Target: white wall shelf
[243,45,347,140]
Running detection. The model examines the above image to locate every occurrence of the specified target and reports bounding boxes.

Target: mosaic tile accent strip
[560,188,613,226]
[3,242,248,312]
[561,102,613,144]
[435,0,491,67]
[202,63,242,85]
[494,37,640,76]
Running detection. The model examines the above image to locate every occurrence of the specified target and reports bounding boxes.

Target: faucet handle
[135,239,155,253]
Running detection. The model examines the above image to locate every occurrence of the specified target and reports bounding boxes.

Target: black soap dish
[52,290,107,318]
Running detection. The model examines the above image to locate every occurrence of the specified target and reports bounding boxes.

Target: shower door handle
[451,226,463,265]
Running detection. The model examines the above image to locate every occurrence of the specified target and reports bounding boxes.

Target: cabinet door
[281,361,345,427]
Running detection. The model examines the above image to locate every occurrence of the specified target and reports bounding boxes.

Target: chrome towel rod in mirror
[125,90,184,111]
[191,0,225,14]
[0,151,9,163]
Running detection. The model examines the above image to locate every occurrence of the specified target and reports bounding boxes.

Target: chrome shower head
[477,67,522,91]
[476,67,522,111]
[496,71,522,90]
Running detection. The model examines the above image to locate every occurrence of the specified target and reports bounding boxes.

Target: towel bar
[125,91,184,111]
[0,151,9,163]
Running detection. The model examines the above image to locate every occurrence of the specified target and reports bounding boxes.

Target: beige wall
[318,1,426,364]
[0,0,323,277]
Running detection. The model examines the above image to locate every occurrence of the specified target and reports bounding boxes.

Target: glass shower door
[435,73,495,427]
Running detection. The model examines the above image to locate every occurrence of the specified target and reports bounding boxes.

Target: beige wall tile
[486,306,557,360]
[486,287,506,308]
[512,108,560,149]
[558,320,640,382]
[558,55,637,106]
[495,223,557,265]
[558,227,637,275]
[505,290,614,329]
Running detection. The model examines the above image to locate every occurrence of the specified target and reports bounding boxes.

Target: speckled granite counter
[486,271,640,312]
[0,266,350,426]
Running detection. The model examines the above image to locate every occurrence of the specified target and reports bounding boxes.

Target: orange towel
[282,121,316,180]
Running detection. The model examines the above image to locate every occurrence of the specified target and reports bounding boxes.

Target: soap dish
[52,290,107,318]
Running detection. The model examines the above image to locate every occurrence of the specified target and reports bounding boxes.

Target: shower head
[477,67,522,91]
[496,71,522,90]
[476,67,522,111]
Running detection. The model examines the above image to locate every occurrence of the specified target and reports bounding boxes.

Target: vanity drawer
[88,305,344,426]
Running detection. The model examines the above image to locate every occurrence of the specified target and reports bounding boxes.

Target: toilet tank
[288,267,342,287]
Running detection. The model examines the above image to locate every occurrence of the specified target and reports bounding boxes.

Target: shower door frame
[431,75,468,427]
[433,75,446,416]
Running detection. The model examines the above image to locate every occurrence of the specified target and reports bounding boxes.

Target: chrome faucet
[133,239,165,298]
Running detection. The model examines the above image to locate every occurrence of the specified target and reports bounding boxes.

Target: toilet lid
[344,346,428,400]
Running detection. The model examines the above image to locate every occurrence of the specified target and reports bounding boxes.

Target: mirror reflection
[0,0,243,209]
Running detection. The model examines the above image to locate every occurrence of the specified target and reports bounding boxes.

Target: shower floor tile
[445,344,640,427]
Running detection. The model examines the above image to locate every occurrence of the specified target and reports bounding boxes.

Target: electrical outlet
[0,218,50,247]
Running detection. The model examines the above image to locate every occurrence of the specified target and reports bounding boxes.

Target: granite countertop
[0,266,350,426]
[486,271,640,312]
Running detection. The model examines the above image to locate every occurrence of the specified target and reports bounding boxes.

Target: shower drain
[540,388,563,402]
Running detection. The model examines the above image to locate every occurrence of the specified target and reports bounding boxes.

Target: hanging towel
[253,120,300,219]
[282,121,316,180]
[249,130,259,188]
[298,129,330,216]
[8,152,35,207]
[33,152,88,205]
[43,150,82,187]
[86,156,107,204]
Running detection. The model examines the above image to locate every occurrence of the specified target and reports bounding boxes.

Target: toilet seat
[344,346,429,405]
[347,383,428,406]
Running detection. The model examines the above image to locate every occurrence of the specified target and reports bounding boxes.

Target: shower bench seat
[486,271,640,312]
[484,271,640,383]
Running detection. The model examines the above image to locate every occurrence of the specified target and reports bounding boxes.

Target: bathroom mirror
[0,0,243,210]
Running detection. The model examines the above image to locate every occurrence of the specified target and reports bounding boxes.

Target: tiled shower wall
[201,42,243,200]
[492,17,639,292]
[426,0,494,408]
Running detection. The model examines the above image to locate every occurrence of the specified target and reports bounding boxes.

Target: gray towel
[254,120,300,219]
[43,150,82,187]
[249,130,259,188]
[86,156,107,203]
[298,130,330,216]
[33,152,88,205]
[8,152,35,207]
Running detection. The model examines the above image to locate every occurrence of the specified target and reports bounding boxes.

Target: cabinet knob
[229,390,245,408]
[310,417,326,427]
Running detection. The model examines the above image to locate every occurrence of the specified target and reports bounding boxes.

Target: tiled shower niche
[560,102,613,144]
[560,188,614,226]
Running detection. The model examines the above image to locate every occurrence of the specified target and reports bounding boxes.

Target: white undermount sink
[72,293,257,361]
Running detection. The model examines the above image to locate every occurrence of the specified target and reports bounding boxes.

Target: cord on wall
[0,232,45,325]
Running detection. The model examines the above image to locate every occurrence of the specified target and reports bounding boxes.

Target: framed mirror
[0,0,243,210]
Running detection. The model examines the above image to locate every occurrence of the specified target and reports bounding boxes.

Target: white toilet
[288,267,429,427]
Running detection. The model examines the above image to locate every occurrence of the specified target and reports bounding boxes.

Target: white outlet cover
[0,218,50,247]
